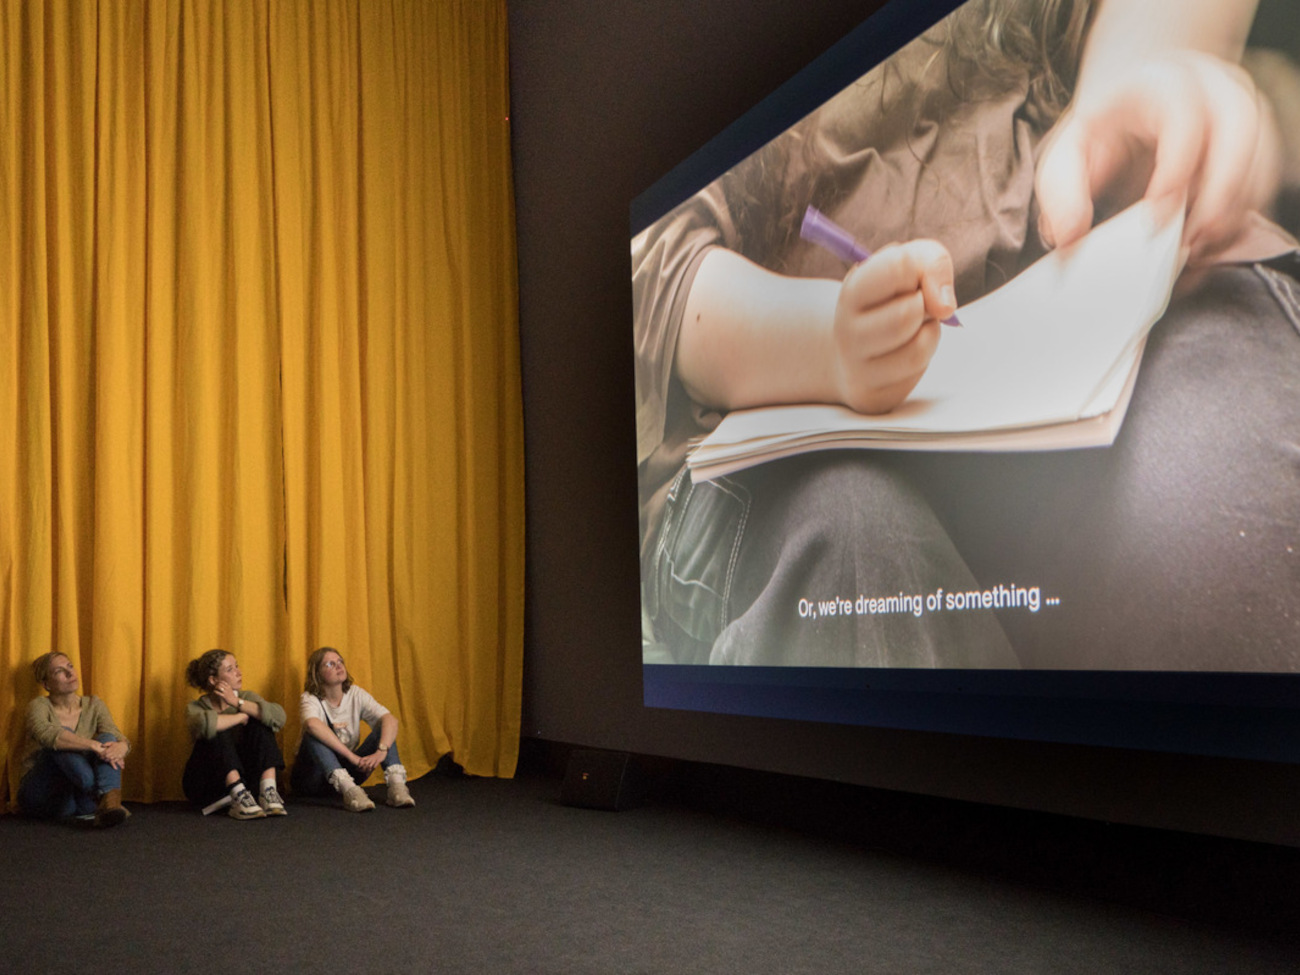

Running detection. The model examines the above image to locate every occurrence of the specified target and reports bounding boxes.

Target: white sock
[328,768,357,794]
[230,781,250,799]
[260,778,277,795]
[385,763,408,783]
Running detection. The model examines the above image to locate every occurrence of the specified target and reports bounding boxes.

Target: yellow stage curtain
[1,0,523,804]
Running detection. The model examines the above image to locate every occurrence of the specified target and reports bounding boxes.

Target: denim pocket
[648,468,751,648]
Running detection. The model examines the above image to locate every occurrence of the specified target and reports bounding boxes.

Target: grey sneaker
[259,783,287,816]
[229,788,266,821]
[386,777,415,808]
[342,784,375,813]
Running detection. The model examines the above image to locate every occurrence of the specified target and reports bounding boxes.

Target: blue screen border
[645,665,1300,763]
[632,0,1300,764]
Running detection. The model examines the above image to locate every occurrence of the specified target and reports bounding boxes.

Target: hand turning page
[688,199,1187,481]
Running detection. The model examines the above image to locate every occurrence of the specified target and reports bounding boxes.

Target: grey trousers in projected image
[644,259,1300,671]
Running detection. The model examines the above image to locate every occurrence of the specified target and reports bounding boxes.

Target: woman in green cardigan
[182,649,287,820]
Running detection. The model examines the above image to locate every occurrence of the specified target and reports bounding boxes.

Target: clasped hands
[94,739,129,770]
[353,746,387,774]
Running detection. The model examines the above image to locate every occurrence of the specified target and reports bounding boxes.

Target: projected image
[632,0,1300,672]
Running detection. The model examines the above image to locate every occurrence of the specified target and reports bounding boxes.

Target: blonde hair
[304,646,353,698]
[31,652,69,685]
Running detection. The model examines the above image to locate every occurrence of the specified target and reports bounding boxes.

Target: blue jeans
[290,725,401,796]
[17,735,122,820]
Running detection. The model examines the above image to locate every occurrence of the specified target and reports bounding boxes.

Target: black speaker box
[560,749,644,811]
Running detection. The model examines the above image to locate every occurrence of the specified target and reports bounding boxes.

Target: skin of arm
[304,715,359,763]
[52,731,130,770]
[210,682,290,732]
[235,696,262,722]
[212,680,262,722]
[305,712,399,773]
[213,712,251,732]
[100,742,129,769]
[88,701,130,768]
[1036,0,1278,260]
[52,728,108,752]
[675,240,957,416]
[354,714,399,774]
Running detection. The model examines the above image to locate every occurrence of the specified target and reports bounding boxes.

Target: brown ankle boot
[95,789,130,828]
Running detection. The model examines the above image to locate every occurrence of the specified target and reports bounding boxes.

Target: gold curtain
[1,0,523,803]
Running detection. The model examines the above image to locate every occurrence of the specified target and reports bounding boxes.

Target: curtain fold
[2,0,523,804]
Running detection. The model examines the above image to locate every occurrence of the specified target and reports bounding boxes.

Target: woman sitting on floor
[182,649,287,820]
[290,646,415,811]
[18,652,131,828]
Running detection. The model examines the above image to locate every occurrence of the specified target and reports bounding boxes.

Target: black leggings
[182,720,286,807]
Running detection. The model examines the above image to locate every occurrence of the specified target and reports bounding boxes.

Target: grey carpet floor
[1,770,1296,974]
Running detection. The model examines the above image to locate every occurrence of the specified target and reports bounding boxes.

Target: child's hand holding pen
[803,205,958,415]
[675,207,957,417]
[828,235,955,415]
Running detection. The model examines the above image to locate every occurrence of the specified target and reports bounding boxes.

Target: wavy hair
[942,0,1093,119]
[304,646,353,698]
[185,649,231,691]
[730,0,1095,266]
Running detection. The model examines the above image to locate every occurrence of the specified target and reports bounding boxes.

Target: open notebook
[687,200,1186,482]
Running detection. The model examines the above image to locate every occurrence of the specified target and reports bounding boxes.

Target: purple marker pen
[800,205,962,326]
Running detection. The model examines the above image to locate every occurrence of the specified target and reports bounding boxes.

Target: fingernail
[940,285,956,308]
[1038,212,1055,249]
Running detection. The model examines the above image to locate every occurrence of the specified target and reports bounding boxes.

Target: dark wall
[507,0,1300,847]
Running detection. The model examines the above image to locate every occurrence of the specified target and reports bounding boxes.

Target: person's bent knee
[57,754,97,794]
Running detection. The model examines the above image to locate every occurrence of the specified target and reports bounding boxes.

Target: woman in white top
[290,646,415,811]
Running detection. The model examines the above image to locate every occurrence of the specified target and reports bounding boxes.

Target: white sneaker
[259,782,287,816]
[229,787,266,821]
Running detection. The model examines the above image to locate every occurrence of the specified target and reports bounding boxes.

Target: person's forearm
[54,728,101,752]
[101,739,129,769]
[213,713,247,732]
[676,247,840,411]
[233,696,262,722]
[378,714,398,750]
[304,717,357,761]
[1077,0,1259,97]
